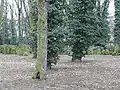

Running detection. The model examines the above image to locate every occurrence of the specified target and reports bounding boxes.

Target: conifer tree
[68,0,96,61]
[114,0,120,45]
[47,0,65,68]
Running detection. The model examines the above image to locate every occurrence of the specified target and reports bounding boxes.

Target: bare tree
[15,0,23,44]
[9,0,17,45]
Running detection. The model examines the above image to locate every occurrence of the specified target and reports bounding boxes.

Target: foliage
[47,0,65,68]
[94,0,110,48]
[0,0,29,45]
[0,8,3,24]
[29,0,38,58]
[65,0,110,61]
[67,0,96,61]
[0,0,112,73]
[88,45,120,55]
[114,0,120,45]
[0,45,32,56]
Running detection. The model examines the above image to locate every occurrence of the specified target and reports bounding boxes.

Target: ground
[0,54,120,90]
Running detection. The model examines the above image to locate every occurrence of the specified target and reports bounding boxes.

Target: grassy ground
[0,54,120,90]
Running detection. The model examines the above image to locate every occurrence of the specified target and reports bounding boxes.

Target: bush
[88,45,120,56]
[88,48,101,55]
[0,44,32,56]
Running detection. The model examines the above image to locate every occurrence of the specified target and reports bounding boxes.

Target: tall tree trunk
[0,0,4,45]
[32,0,45,80]
[21,12,24,43]
[42,1,48,74]
[29,0,38,59]
[3,1,9,44]
[15,0,22,44]
[0,4,3,24]
[18,8,21,44]
[10,0,17,45]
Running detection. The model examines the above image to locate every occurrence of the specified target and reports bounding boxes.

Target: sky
[101,0,115,16]
[108,0,115,16]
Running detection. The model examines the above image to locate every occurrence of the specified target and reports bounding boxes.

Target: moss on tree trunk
[32,0,45,80]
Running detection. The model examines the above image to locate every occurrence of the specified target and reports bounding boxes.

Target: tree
[68,0,96,61]
[42,1,47,73]
[30,0,66,69]
[0,0,4,24]
[114,0,120,45]
[0,8,2,24]
[94,0,110,49]
[1,0,10,45]
[47,0,66,68]
[9,1,17,45]
[32,0,45,80]
[0,0,29,45]
[15,0,23,44]
[29,0,38,58]
[0,0,3,44]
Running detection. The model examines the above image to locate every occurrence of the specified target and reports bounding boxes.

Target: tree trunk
[10,1,17,45]
[0,0,4,44]
[28,0,38,59]
[3,1,9,44]
[42,1,48,74]
[17,0,22,44]
[32,0,45,80]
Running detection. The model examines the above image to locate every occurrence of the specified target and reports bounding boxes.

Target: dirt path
[0,54,120,90]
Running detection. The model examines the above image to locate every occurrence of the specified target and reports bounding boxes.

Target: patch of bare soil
[1,54,120,90]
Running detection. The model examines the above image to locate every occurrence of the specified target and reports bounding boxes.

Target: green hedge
[88,46,120,56]
[0,45,32,56]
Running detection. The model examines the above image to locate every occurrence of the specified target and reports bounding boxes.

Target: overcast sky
[108,0,115,16]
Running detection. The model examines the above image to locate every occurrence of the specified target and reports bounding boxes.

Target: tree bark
[32,0,45,80]
[9,0,17,45]
[15,0,22,44]
[42,0,48,75]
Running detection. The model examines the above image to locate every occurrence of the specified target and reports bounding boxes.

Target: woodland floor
[0,54,120,90]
